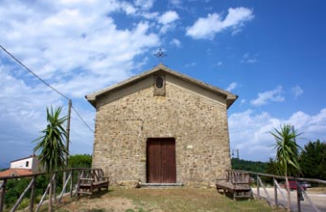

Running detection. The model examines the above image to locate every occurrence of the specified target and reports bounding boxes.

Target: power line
[72,105,94,133]
[0,44,94,133]
[0,44,70,101]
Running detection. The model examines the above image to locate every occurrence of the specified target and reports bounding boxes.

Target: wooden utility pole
[63,99,72,193]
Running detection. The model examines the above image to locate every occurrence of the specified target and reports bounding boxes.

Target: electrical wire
[0,44,94,133]
[72,105,94,133]
[0,44,70,101]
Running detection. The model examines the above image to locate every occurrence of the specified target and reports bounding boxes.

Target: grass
[52,187,286,212]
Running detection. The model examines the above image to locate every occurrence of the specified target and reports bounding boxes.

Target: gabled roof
[86,63,238,108]
[10,154,36,163]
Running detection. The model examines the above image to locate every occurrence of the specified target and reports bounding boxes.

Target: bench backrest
[226,171,250,184]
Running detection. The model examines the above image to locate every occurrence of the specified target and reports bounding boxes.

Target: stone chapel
[86,63,237,187]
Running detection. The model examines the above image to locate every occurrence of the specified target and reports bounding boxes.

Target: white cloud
[0,0,160,98]
[158,11,179,33]
[241,53,257,64]
[223,7,254,28]
[159,11,179,24]
[135,0,155,10]
[292,85,303,99]
[170,0,182,8]
[0,0,162,163]
[226,82,237,92]
[0,64,96,164]
[229,108,326,161]
[186,7,253,40]
[170,38,182,48]
[186,13,222,40]
[250,86,285,106]
[120,2,137,15]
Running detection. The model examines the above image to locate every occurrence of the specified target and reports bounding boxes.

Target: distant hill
[231,158,268,173]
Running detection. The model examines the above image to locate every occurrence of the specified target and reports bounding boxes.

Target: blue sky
[0,0,325,167]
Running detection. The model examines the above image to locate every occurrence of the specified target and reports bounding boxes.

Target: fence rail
[0,168,105,212]
[1,169,325,212]
[227,169,326,212]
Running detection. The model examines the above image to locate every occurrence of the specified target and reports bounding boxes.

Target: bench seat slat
[77,172,110,196]
[216,172,252,200]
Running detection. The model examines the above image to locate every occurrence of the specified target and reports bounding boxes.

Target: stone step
[139,183,183,189]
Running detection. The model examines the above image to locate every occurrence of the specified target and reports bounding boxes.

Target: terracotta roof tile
[0,169,33,177]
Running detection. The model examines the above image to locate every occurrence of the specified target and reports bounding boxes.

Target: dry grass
[52,188,286,212]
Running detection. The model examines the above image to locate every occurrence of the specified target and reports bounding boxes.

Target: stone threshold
[139,183,183,188]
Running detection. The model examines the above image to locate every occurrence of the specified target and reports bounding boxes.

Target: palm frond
[33,106,68,173]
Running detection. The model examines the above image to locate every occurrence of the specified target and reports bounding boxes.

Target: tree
[68,154,92,168]
[270,125,302,212]
[300,140,326,179]
[34,106,68,212]
[266,158,282,175]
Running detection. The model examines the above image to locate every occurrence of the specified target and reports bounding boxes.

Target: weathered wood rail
[1,168,325,212]
[0,168,109,212]
[226,170,326,212]
[216,170,252,200]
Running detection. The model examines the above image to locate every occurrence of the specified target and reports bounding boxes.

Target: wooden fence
[227,170,326,212]
[1,169,325,212]
[0,168,106,212]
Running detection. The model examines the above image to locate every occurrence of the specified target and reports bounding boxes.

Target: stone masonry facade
[89,66,236,187]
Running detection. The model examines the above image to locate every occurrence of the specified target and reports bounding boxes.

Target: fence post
[256,174,260,199]
[0,179,7,212]
[29,176,36,212]
[70,170,73,197]
[273,178,278,207]
[10,177,35,212]
[296,180,302,212]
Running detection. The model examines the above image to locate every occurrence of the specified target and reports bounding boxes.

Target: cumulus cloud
[226,82,237,92]
[223,7,254,28]
[135,0,155,10]
[158,10,179,24]
[0,0,162,163]
[158,10,179,33]
[186,7,253,40]
[292,85,303,99]
[229,108,326,161]
[0,0,160,98]
[170,38,182,48]
[250,86,285,106]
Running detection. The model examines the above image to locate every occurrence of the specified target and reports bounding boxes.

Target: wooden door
[146,138,176,183]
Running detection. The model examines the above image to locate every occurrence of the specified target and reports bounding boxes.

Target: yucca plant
[270,124,302,212]
[34,106,68,212]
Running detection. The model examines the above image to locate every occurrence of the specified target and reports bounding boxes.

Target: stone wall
[92,74,231,187]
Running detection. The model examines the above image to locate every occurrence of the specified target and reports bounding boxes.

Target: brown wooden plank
[147,138,176,183]
[147,138,162,183]
[162,138,176,183]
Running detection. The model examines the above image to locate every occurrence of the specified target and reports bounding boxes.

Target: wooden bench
[76,169,110,196]
[216,170,252,200]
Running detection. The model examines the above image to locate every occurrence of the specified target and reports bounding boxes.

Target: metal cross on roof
[154,48,167,63]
